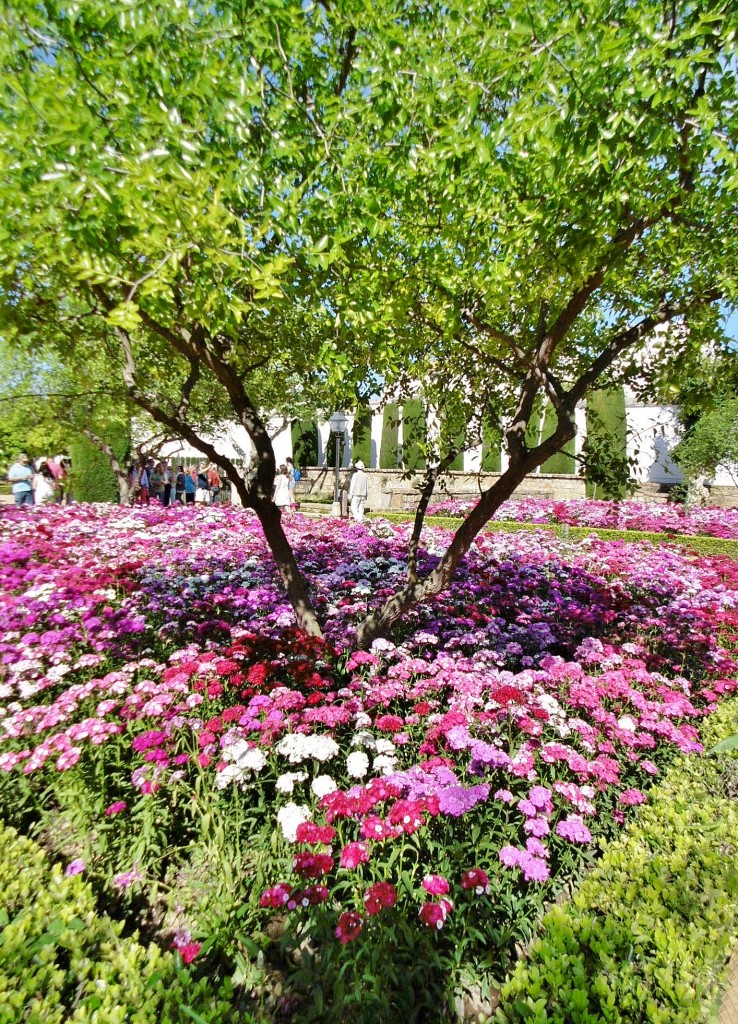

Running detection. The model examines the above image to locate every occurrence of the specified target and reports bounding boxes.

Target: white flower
[373,754,398,774]
[275,771,308,794]
[277,802,311,842]
[346,751,370,778]
[311,774,338,798]
[275,733,340,764]
[236,747,268,772]
[351,729,377,750]
[374,738,396,756]
[214,764,245,789]
[222,739,251,762]
[354,712,373,728]
[617,715,637,733]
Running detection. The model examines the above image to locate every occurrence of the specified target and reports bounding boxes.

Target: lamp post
[328,411,348,517]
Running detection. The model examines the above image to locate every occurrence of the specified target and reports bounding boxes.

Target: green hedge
[0,823,241,1023]
[69,420,130,504]
[496,699,738,1024]
[374,513,738,560]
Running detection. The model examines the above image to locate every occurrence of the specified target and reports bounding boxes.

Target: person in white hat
[348,460,369,522]
[33,457,56,505]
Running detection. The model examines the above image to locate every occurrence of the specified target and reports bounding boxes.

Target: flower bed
[1,503,738,1021]
[426,497,738,540]
[497,698,738,1023]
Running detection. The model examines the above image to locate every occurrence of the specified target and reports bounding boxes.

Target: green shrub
[496,700,738,1024]
[0,823,242,1024]
[69,420,130,504]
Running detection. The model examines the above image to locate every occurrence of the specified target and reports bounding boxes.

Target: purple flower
[65,858,85,876]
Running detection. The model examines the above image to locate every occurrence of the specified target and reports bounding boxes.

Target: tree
[673,397,738,481]
[0,0,737,645]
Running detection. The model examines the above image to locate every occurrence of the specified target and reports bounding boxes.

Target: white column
[465,444,482,473]
[342,413,354,468]
[573,402,587,476]
[317,419,331,467]
[370,406,383,469]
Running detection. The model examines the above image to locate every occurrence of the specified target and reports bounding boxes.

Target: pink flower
[499,845,522,867]
[460,868,490,895]
[105,801,127,816]
[65,858,85,876]
[555,816,592,844]
[422,874,450,896]
[335,911,363,944]
[519,854,550,883]
[618,788,646,806]
[364,881,397,915]
[419,898,452,929]
[113,865,143,889]
[494,789,515,803]
[339,842,370,869]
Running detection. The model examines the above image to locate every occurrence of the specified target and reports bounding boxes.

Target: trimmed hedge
[0,824,241,1023]
[496,699,738,1024]
[374,512,738,560]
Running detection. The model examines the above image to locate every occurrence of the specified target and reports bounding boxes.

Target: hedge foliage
[0,824,242,1024]
[376,512,738,560]
[496,699,738,1024]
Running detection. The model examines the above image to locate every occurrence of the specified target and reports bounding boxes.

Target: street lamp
[328,411,348,517]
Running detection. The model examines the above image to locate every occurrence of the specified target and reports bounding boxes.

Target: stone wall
[297,468,738,510]
[296,468,586,511]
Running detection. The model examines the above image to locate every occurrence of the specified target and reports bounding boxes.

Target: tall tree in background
[0,0,736,644]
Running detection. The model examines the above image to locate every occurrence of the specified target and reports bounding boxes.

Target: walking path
[720,949,738,1023]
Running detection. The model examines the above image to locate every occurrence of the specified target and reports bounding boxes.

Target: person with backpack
[286,456,301,510]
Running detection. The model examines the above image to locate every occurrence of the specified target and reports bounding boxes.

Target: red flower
[460,868,490,895]
[295,822,336,845]
[418,898,452,929]
[293,852,333,878]
[287,885,330,910]
[335,911,363,945]
[364,882,397,915]
[177,941,202,964]
[375,714,404,732]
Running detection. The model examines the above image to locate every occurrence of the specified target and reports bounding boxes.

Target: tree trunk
[254,499,323,637]
[356,427,574,649]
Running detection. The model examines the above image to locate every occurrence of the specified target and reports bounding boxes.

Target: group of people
[128,460,222,506]
[7,453,71,507]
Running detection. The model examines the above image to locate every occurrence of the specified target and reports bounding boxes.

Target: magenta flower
[260,883,293,908]
[422,874,450,896]
[65,858,85,876]
[339,842,370,870]
[519,854,550,883]
[335,911,363,944]
[173,939,202,964]
[105,800,127,816]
